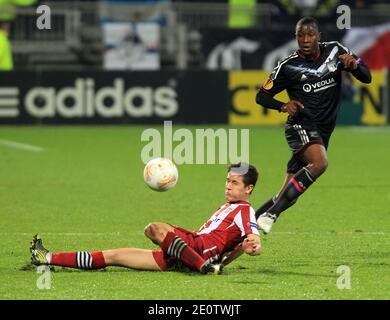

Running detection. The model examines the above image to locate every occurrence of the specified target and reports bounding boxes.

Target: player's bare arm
[221,233,261,266]
[242,233,261,256]
[221,243,244,266]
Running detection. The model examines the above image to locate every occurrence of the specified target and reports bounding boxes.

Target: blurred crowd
[0,0,389,71]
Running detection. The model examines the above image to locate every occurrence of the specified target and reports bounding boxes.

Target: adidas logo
[0,87,19,118]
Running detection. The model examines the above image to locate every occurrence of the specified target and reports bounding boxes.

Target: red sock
[51,251,106,269]
[161,232,206,271]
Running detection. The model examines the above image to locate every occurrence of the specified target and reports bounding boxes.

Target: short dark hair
[296,16,319,30]
[228,163,259,188]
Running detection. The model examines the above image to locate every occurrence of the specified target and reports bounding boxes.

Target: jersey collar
[228,200,251,205]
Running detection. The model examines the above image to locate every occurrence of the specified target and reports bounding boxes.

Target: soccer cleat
[30,234,50,266]
[200,262,224,275]
[257,213,277,234]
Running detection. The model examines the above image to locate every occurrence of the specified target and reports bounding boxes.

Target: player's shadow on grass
[19,264,161,273]
[251,268,335,278]
[348,253,390,267]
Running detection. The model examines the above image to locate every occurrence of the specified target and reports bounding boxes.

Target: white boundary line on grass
[0,232,121,236]
[0,231,387,236]
[272,231,387,235]
[0,139,44,152]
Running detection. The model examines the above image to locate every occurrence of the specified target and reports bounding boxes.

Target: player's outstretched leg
[258,144,327,233]
[145,223,223,275]
[258,167,316,233]
[255,172,301,220]
[161,231,223,275]
[255,196,277,220]
[30,234,50,265]
[255,195,297,220]
[200,262,224,275]
[30,234,106,270]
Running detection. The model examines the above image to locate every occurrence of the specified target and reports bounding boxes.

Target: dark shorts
[152,226,220,271]
[285,123,330,174]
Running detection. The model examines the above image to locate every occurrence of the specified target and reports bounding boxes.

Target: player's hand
[281,100,304,115]
[242,238,261,256]
[338,54,358,70]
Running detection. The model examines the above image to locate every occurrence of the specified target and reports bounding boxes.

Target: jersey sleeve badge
[262,78,274,90]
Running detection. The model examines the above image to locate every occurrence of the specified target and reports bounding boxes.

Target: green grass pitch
[0,125,389,299]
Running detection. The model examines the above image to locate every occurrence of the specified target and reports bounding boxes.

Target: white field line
[0,231,388,237]
[271,231,387,235]
[0,139,44,152]
[0,232,122,236]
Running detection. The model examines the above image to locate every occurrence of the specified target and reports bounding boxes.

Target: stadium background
[0,0,389,301]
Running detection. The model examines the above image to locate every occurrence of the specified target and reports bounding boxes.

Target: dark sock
[161,231,206,271]
[255,196,276,219]
[268,167,315,218]
[256,190,299,219]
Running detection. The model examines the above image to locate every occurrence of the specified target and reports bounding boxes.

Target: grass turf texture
[0,125,389,299]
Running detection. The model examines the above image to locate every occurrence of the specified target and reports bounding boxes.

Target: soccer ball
[143,158,178,191]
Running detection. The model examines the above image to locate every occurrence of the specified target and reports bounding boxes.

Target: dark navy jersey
[259,41,371,136]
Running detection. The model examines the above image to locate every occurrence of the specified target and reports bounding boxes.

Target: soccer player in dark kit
[255,17,372,233]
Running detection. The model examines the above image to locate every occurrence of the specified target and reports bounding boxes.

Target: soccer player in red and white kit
[30,163,261,274]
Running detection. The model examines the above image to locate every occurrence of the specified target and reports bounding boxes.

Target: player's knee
[102,250,118,265]
[309,159,328,177]
[144,223,157,239]
[317,159,328,175]
[144,222,165,244]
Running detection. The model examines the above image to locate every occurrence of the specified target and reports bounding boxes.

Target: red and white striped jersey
[195,201,259,254]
